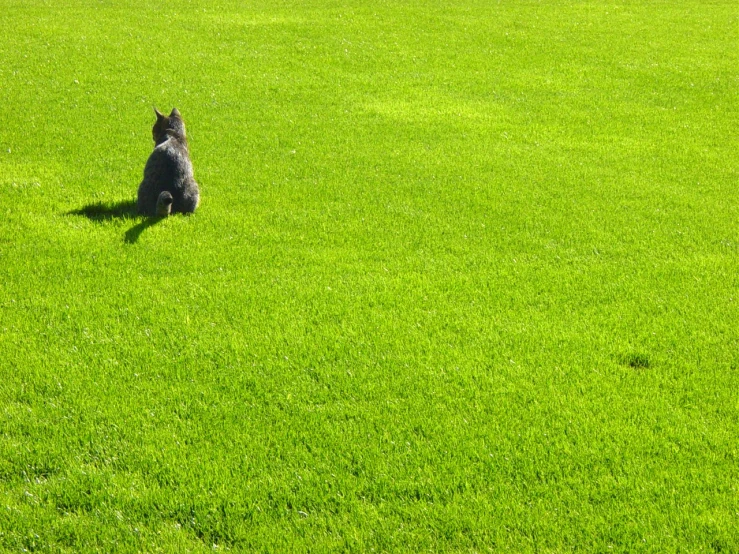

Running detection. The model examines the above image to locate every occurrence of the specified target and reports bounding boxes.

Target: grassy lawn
[0,0,737,551]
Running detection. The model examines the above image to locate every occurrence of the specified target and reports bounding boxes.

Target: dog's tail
[156,191,173,216]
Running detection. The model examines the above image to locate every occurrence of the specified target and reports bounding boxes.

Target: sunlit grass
[0,0,737,551]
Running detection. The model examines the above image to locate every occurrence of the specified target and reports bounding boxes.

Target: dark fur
[137,108,199,216]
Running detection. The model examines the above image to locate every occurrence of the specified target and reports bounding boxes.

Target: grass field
[1,0,737,551]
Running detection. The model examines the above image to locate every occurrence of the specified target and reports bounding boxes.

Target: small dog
[137,108,200,216]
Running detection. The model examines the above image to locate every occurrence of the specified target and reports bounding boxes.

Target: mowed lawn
[0,0,737,551]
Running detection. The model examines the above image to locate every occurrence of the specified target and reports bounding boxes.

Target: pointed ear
[154,107,165,120]
[170,108,181,118]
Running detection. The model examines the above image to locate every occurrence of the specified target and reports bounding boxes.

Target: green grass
[1,0,737,551]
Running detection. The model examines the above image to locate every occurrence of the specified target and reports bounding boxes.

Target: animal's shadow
[67,200,164,243]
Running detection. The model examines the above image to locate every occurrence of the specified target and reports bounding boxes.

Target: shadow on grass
[66,199,164,244]
[124,217,164,244]
[67,199,138,221]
